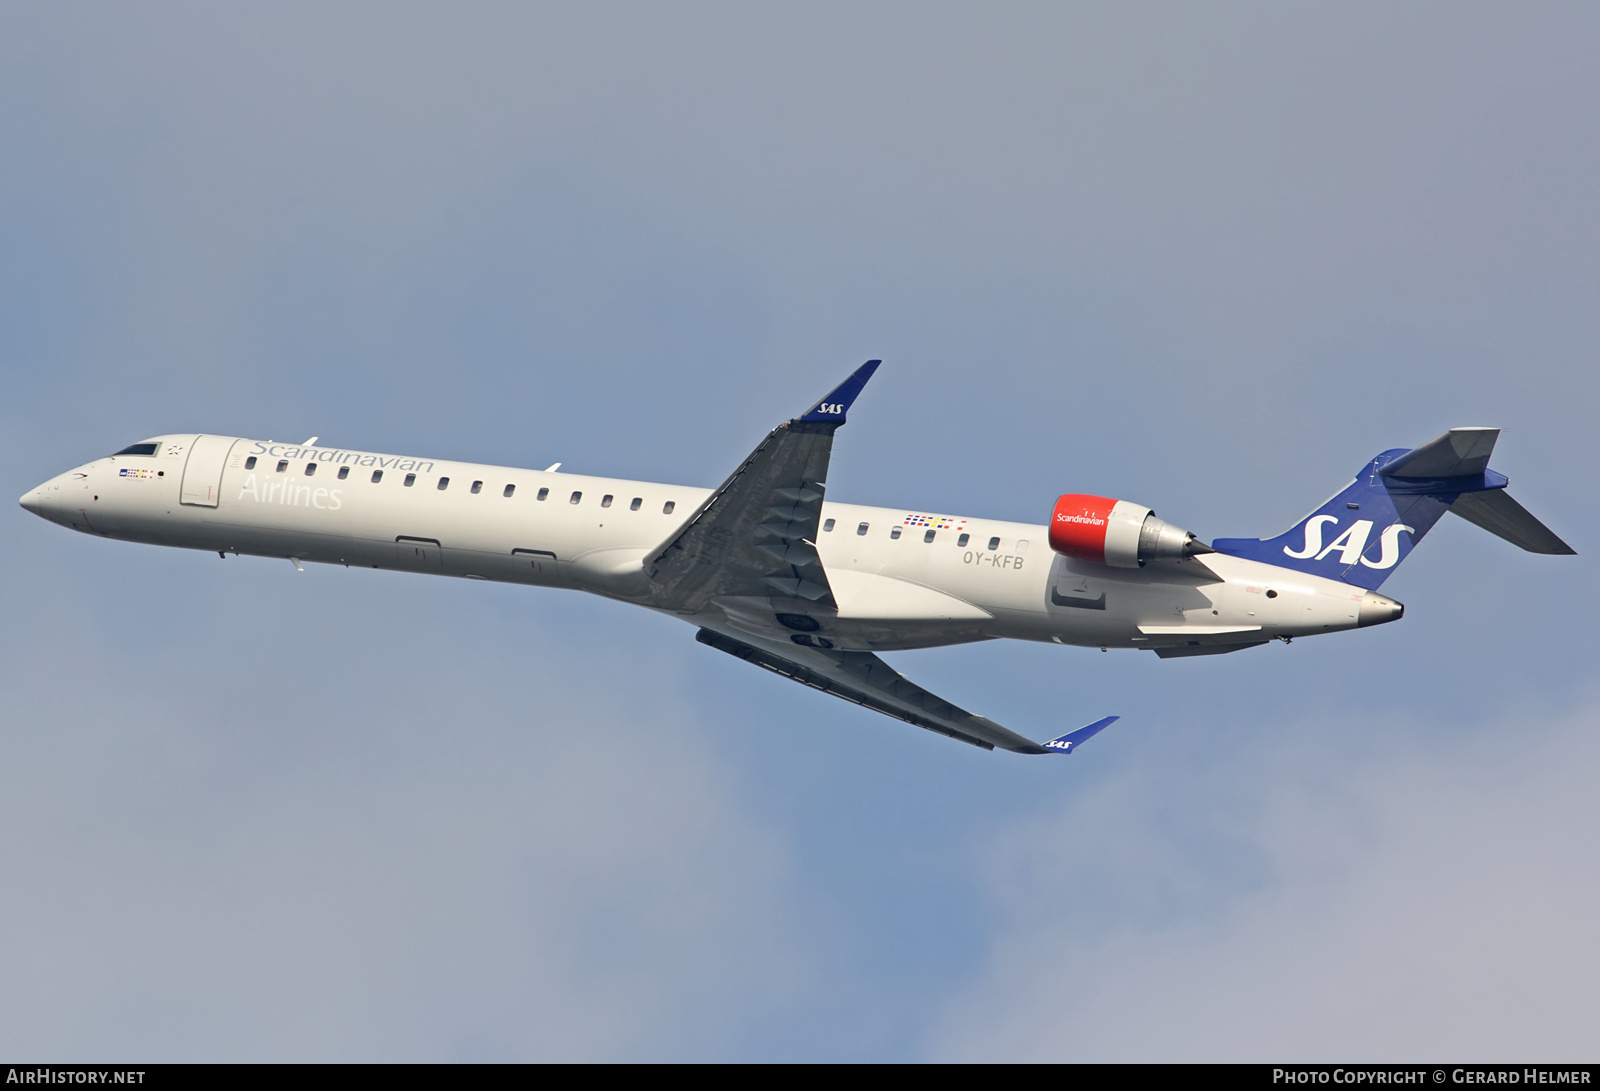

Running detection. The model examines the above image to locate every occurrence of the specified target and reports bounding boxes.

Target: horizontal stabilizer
[1380,427,1499,478]
[1450,489,1576,555]
[1043,716,1120,754]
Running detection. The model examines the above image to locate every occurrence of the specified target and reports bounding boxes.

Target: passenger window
[503,484,516,498]
[988,536,1000,551]
[570,491,582,504]
[371,470,383,484]
[536,487,548,501]
[890,527,903,540]
[404,473,416,487]
[276,460,289,473]
[305,463,316,476]
[601,494,613,508]
[958,533,969,547]
[924,529,936,543]
[437,477,450,491]
[630,497,642,511]
[471,480,482,494]
[337,466,349,480]
[663,501,675,514]
[244,456,257,470]
[857,522,869,536]
[823,518,835,532]
[1017,540,1029,554]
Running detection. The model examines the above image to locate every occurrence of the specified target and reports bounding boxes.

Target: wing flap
[695,627,1051,754]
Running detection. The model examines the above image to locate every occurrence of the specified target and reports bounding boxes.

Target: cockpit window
[112,443,159,457]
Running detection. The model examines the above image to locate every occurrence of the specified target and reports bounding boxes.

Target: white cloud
[0,565,802,1061]
[933,699,1600,1061]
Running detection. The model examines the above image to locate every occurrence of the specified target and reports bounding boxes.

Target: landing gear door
[180,435,239,507]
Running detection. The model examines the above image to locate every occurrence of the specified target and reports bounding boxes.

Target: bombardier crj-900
[19,362,1575,756]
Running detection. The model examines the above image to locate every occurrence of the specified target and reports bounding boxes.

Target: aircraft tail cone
[1358,591,1404,627]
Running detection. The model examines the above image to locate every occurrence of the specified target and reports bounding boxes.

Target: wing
[695,626,1052,754]
[653,363,1086,756]
[643,361,879,614]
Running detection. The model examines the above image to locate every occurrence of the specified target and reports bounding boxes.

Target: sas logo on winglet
[1043,738,1076,752]
[813,402,847,415]
[1284,517,1415,570]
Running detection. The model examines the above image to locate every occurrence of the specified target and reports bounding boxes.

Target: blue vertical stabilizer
[1209,427,1562,589]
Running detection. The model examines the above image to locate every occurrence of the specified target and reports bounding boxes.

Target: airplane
[18,361,1575,756]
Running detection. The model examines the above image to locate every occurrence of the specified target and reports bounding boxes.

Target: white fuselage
[21,434,1388,654]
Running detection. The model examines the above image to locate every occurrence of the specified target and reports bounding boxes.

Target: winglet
[796,360,881,425]
[1042,715,1120,754]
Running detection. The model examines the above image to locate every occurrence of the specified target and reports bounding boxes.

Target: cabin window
[570,491,582,505]
[337,466,349,480]
[988,536,1000,551]
[276,460,289,473]
[371,470,383,484]
[630,497,642,511]
[663,501,676,514]
[823,518,836,532]
[857,522,869,536]
[924,529,936,543]
[503,484,516,498]
[1016,540,1029,554]
[305,463,316,476]
[404,473,416,487]
[112,443,159,457]
[957,532,969,547]
[536,487,548,501]
[890,527,902,540]
[471,480,482,494]
[601,494,613,508]
[437,477,450,491]
[244,456,257,470]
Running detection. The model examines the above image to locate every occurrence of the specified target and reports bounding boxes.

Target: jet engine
[1049,493,1214,569]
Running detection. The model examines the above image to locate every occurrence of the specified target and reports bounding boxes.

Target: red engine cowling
[1049,493,1211,569]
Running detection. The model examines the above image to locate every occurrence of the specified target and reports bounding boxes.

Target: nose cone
[1358,591,1405,628]
[20,469,86,524]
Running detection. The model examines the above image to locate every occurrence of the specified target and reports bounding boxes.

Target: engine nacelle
[1049,493,1212,569]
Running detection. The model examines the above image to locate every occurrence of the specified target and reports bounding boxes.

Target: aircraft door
[180,435,239,507]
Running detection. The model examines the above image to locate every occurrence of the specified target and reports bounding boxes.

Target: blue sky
[3,3,1596,1061]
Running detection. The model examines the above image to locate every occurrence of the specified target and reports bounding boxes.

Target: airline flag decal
[905,514,967,531]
